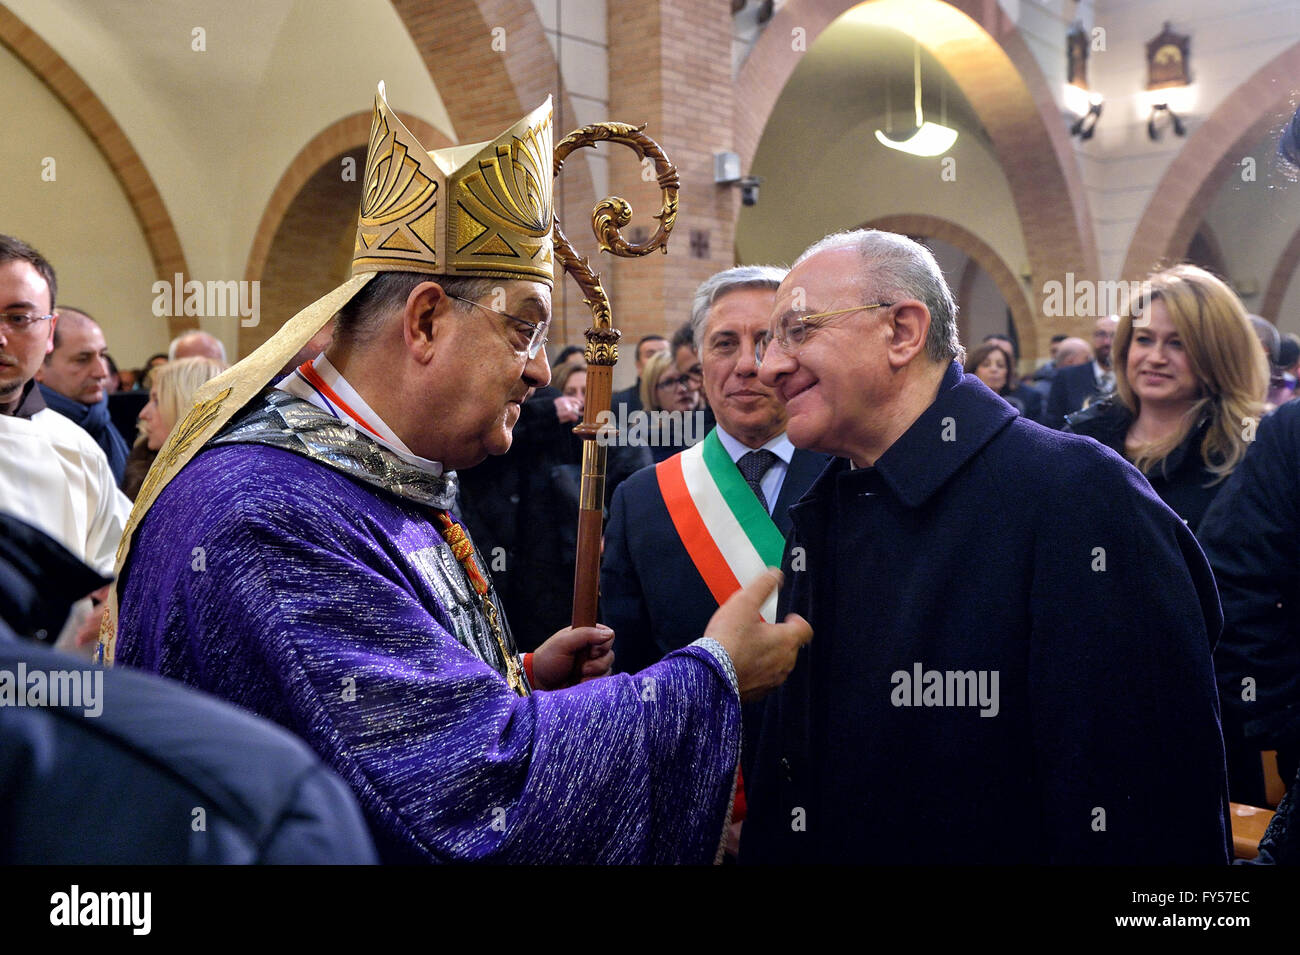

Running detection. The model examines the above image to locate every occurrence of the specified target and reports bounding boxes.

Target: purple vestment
[117,419,740,863]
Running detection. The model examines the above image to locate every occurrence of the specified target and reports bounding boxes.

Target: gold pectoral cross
[483,595,529,697]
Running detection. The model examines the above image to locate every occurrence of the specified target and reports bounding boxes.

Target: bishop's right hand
[704,569,812,703]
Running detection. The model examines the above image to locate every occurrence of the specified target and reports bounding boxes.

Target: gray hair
[795,229,961,364]
[332,271,496,346]
[688,265,788,348]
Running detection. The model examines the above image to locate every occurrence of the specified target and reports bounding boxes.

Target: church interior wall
[3,0,452,365]
[2,0,1298,370]
[0,41,158,368]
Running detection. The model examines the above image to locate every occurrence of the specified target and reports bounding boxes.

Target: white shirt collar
[713,425,795,464]
[277,354,444,476]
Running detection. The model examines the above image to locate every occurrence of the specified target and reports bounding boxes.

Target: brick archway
[1262,223,1300,322]
[736,0,1097,300]
[1120,42,1300,282]
[243,111,449,287]
[239,111,450,358]
[865,213,1036,359]
[0,5,189,327]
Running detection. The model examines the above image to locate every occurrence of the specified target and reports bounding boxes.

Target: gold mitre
[353,81,554,285]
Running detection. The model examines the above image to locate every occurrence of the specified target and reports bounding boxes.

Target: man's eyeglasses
[755,303,893,364]
[0,311,54,332]
[656,373,696,390]
[447,294,549,359]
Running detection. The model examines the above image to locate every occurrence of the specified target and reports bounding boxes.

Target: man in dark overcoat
[740,228,1231,864]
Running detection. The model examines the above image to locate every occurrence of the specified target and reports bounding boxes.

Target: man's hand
[531,625,614,690]
[554,395,583,424]
[704,569,812,702]
[74,585,112,649]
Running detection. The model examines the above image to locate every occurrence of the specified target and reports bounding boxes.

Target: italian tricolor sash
[655,429,785,622]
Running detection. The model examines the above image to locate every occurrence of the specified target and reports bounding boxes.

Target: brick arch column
[1261,223,1300,322]
[865,213,1037,360]
[735,0,1097,299]
[389,0,598,344]
[1120,42,1300,283]
[0,5,190,334]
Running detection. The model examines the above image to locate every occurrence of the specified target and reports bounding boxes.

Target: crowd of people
[5,90,1300,866]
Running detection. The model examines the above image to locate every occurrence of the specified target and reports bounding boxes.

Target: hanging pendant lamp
[875,36,958,157]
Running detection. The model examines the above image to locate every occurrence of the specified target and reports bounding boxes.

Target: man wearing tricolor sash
[603,267,829,676]
[104,86,811,864]
[603,268,827,856]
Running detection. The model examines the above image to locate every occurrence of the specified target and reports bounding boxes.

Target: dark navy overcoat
[742,362,1231,864]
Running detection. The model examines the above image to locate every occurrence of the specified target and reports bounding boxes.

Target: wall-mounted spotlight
[714,151,764,206]
[1147,102,1186,140]
[1070,92,1103,140]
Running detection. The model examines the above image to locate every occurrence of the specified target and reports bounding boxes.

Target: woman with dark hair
[964,340,1039,419]
[1064,264,1268,534]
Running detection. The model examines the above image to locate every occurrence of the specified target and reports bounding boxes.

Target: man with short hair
[168,329,227,363]
[603,265,828,674]
[36,306,129,484]
[1045,314,1118,428]
[109,88,809,863]
[741,228,1229,864]
[0,235,129,579]
[611,334,669,416]
[1048,333,1067,362]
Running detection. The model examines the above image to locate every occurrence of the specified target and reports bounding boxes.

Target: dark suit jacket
[601,441,829,675]
[612,382,642,417]
[1044,361,1102,429]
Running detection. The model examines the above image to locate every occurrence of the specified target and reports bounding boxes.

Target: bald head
[51,307,97,350]
[169,330,227,363]
[37,306,111,404]
[1055,337,1093,367]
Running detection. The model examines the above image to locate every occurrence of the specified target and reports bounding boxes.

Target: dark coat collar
[799,361,1019,510]
[8,379,46,420]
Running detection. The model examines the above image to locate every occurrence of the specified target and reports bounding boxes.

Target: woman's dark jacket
[1064,397,1223,533]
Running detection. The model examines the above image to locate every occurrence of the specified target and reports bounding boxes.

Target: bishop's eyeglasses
[447,294,550,359]
[755,302,893,364]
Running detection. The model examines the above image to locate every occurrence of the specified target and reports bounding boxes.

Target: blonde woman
[124,356,226,499]
[1064,264,1268,533]
[639,349,701,463]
